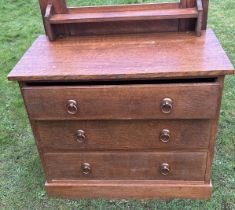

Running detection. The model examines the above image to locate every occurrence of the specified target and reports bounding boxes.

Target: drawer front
[37,120,211,150]
[22,83,220,120]
[44,152,207,181]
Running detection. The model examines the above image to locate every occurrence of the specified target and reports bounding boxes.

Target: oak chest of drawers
[8,0,234,200]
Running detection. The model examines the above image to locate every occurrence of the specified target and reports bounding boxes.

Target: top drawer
[22,82,220,120]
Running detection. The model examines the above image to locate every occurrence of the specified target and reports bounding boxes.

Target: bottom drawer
[44,152,207,181]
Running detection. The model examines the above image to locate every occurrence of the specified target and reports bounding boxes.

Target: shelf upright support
[39,0,68,40]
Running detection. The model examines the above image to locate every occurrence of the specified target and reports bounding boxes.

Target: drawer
[22,83,220,120]
[36,120,211,150]
[44,152,207,181]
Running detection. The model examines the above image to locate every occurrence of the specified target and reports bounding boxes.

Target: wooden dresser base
[46,180,212,200]
[8,27,234,200]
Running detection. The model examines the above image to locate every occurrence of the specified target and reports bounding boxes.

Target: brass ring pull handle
[67,100,78,115]
[81,163,91,175]
[160,129,170,143]
[160,163,170,176]
[161,98,173,114]
[76,130,86,143]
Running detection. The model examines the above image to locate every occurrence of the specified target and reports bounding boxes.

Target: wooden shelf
[42,1,206,41]
[49,8,198,24]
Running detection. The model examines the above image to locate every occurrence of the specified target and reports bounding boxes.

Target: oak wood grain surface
[66,19,179,36]
[22,83,220,120]
[49,8,198,24]
[44,151,207,181]
[8,29,234,81]
[68,3,180,13]
[204,76,224,183]
[39,1,209,40]
[8,0,234,200]
[44,2,183,40]
[36,120,211,150]
[46,180,212,199]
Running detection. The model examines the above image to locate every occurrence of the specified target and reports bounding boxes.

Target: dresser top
[8,29,234,81]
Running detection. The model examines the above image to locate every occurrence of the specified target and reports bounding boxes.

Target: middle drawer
[36,120,211,150]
